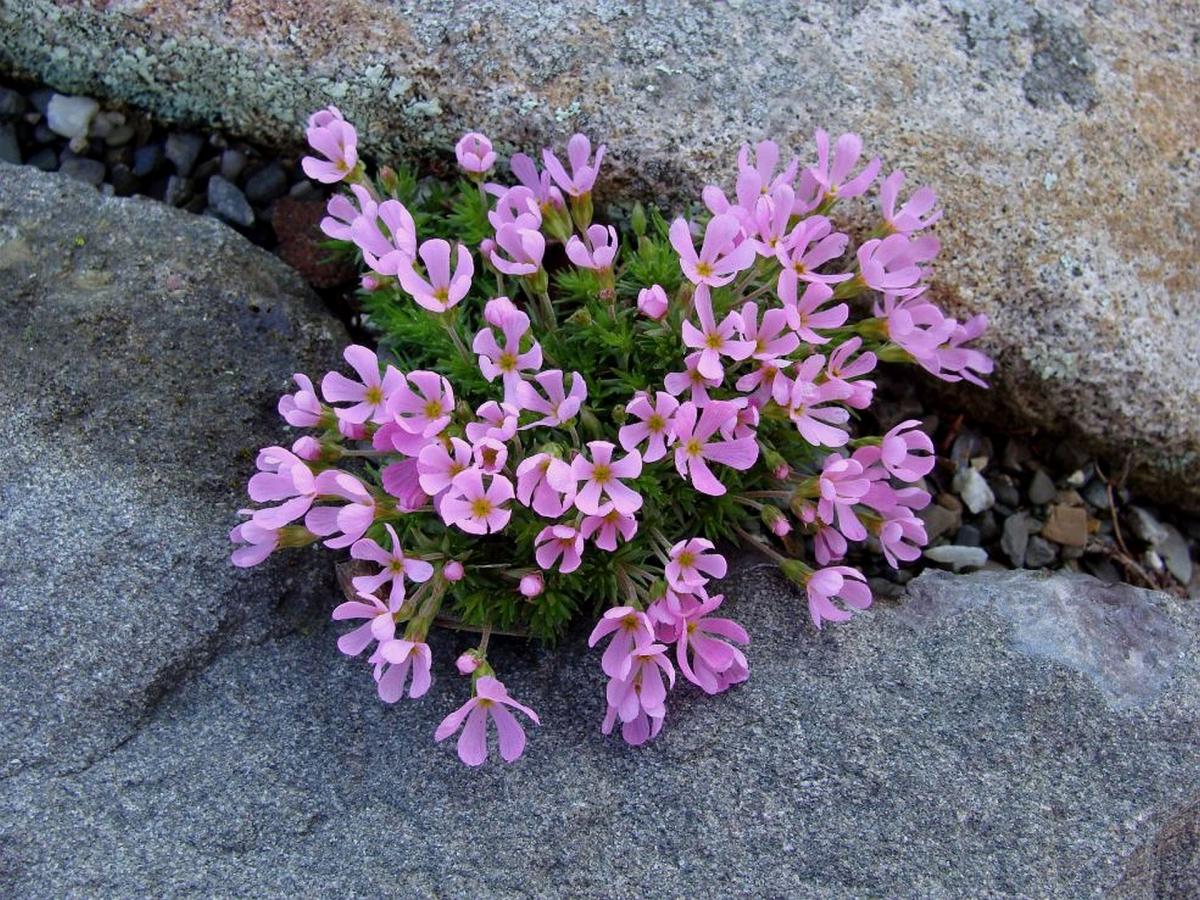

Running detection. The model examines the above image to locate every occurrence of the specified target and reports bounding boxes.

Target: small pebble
[954,524,982,547]
[132,143,163,177]
[288,179,322,201]
[924,545,988,573]
[868,577,904,601]
[1001,512,1033,567]
[989,473,1020,508]
[27,147,57,171]
[1066,469,1087,488]
[208,175,255,226]
[105,123,136,148]
[1158,525,1193,585]
[58,156,106,186]
[1142,549,1164,574]
[1024,536,1058,568]
[1027,469,1056,505]
[1081,478,1111,510]
[245,162,288,204]
[29,87,54,114]
[193,156,221,183]
[952,467,995,514]
[109,163,138,197]
[0,123,20,164]
[0,86,26,120]
[1055,489,1084,507]
[919,503,961,542]
[165,131,205,176]
[1041,504,1088,548]
[164,175,193,207]
[1001,438,1032,473]
[1127,506,1169,546]
[46,94,99,140]
[220,149,247,182]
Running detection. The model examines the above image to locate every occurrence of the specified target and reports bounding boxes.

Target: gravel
[207,174,254,226]
[45,93,98,139]
[164,130,205,176]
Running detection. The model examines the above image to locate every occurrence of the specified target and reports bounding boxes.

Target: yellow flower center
[424,398,443,419]
[591,463,612,485]
[685,439,702,457]
[647,413,666,432]
[499,352,518,373]
[695,261,714,278]
[470,498,494,518]
[433,286,449,305]
[677,551,696,567]
[365,385,384,406]
[705,333,723,350]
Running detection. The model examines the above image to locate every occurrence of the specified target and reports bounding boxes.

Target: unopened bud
[456,651,480,675]
[637,284,669,321]
[762,505,792,537]
[442,560,465,582]
[519,573,544,598]
[630,201,647,237]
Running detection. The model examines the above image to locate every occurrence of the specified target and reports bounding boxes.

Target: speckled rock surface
[1,562,1196,896]
[0,163,345,783]
[1,0,1197,507]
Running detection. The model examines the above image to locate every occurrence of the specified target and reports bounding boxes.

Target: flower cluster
[231,108,991,766]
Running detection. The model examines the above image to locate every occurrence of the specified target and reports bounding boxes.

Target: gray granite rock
[2,549,1197,895]
[1,0,1196,507]
[0,162,345,785]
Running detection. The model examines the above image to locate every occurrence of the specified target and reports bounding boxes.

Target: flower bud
[762,505,792,537]
[443,560,465,582]
[565,307,594,328]
[519,573,544,598]
[455,132,496,177]
[361,275,381,292]
[377,165,401,197]
[778,557,814,588]
[579,407,603,440]
[569,192,593,231]
[484,296,519,327]
[637,284,669,321]
[291,435,321,460]
[456,652,481,675]
[762,448,788,479]
[630,201,647,237]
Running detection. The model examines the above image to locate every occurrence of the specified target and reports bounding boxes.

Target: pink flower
[492,153,564,211]
[542,133,605,197]
[801,130,880,205]
[351,199,417,275]
[396,239,474,313]
[601,702,663,747]
[373,639,433,702]
[665,538,727,593]
[681,285,754,379]
[278,373,323,427]
[588,606,655,678]
[738,300,799,360]
[879,170,941,234]
[465,401,520,444]
[435,676,540,766]
[749,183,796,256]
[489,224,546,277]
[473,310,542,404]
[515,453,576,517]
[302,107,358,183]
[779,273,848,345]
[332,590,398,656]
[735,356,791,406]
[381,459,429,510]
[534,524,585,573]
[417,437,473,497]
[455,132,496,175]
[817,454,871,542]
[566,224,619,271]
[737,139,798,198]
[669,214,757,287]
[813,522,848,565]
[604,643,674,733]
[663,351,722,404]
[484,296,520,327]
[488,186,543,231]
[313,471,377,549]
[516,369,587,428]
[580,507,638,552]
[321,344,404,425]
[388,370,455,437]
[775,215,852,285]
[443,560,465,582]
[472,437,508,475]
[637,284,669,320]
[879,512,927,568]
[773,355,853,448]
[291,435,321,460]
[804,566,872,629]
[857,233,936,293]
[455,651,479,673]
[674,593,749,694]
[880,419,935,482]
[439,469,514,535]
[721,398,760,440]
[229,515,280,568]
[246,446,317,529]
[320,183,375,240]
[825,337,878,410]
[519,573,544,598]
[570,441,643,515]
[350,523,435,607]
[923,314,994,388]
[672,400,759,496]
[618,391,678,463]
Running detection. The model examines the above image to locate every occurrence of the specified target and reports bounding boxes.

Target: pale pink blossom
[443,560,465,582]
[246,446,318,529]
[320,184,375,240]
[681,285,754,379]
[663,351,722,404]
[488,186,543,231]
[720,398,760,441]
[489,224,545,277]
[302,107,358,183]
[439,469,514,535]
[313,471,378,549]
[474,310,542,404]
[381,459,429,510]
[491,153,564,211]
[749,184,796,256]
[879,512,927,568]
[291,436,320,460]
[373,639,433,702]
[669,214,757,287]
[483,296,520,327]
[515,453,576,517]
[588,606,655,679]
[388,370,455,437]
[738,300,799,360]
[804,565,872,629]
[332,590,398,657]
[601,702,663,747]
[813,522,848,565]
[516,369,587,428]
[665,538,727,593]
[674,593,749,694]
[542,133,605,197]
[351,199,417,275]
[800,130,881,206]
[534,524,585,574]
[880,419,935,482]
[278,373,323,427]
[570,441,643,516]
[825,337,878,410]
[879,170,941,234]
[455,651,479,673]
[350,523,434,607]
[455,132,496,175]
[605,643,674,732]
[580,507,638,552]
[618,391,678,463]
[637,284,669,320]
[465,401,520,444]
[229,515,280,568]
[779,273,848,345]
[737,139,798,197]
[735,356,791,406]
[858,233,939,293]
[519,573,545,598]
[672,400,759,496]
[435,676,540,766]
[566,224,619,271]
[922,314,994,388]
[775,215,852,285]
[773,355,853,448]
[472,437,508,475]
[321,344,404,425]
[396,239,474,313]
[817,454,871,542]
[417,437,473,497]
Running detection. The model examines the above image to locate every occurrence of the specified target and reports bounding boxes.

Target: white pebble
[46,94,99,140]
